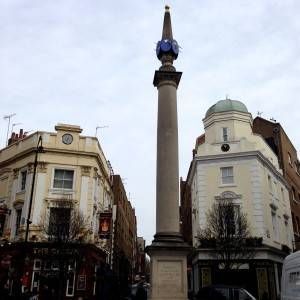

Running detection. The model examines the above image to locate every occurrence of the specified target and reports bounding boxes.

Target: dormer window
[222,128,228,142]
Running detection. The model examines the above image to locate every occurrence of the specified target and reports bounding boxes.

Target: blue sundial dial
[156,41,161,56]
[160,39,172,52]
[156,38,180,60]
[172,40,179,55]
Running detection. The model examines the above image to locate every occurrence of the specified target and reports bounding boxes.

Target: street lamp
[25,135,45,242]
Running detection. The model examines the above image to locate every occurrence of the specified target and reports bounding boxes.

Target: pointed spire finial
[162,5,173,40]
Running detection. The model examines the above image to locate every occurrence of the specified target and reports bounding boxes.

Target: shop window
[221,167,234,184]
[53,169,74,189]
[66,261,76,297]
[31,259,41,292]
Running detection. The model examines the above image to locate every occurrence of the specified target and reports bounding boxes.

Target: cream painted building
[185,100,293,299]
[0,124,113,249]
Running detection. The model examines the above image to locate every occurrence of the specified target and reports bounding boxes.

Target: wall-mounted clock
[62,134,73,145]
[221,143,230,152]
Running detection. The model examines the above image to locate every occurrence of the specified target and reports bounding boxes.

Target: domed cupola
[205,99,248,118]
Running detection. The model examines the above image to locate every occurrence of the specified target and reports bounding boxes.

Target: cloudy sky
[1,0,300,244]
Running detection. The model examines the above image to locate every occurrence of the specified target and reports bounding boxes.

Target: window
[66,261,76,296]
[292,187,297,202]
[31,259,41,292]
[268,176,273,192]
[53,169,74,189]
[219,204,240,236]
[288,152,292,165]
[0,213,5,236]
[221,167,234,184]
[48,207,71,240]
[272,212,279,241]
[20,170,27,190]
[285,220,291,245]
[297,217,300,236]
[273,181,278,198]
[281,188,285,202]
[15,209,22,236]
[222,127,228,142]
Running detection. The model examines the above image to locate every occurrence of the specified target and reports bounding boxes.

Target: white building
[185,99,293,300]
[0,124,114,297]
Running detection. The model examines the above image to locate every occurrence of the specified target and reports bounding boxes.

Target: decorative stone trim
[283,213,289,220]
[27,163,34,174]
[93,167,98,178]
[0,168,11,176]
[270,202,278,211]
[215,191,242,200]
[37,161,48,173]
[13,168,19,179]
[81,166,91,177]
[13,199,24,208]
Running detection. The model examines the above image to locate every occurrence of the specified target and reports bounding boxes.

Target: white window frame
[51,167,75,191]
[222,127,228,142]
[15,208,22,236]
[31,259,41,292]
[268,175,273,193]
[66,261,76,297]
[272,212,279,241]
[19,170,27,191]
[220,167,234,185]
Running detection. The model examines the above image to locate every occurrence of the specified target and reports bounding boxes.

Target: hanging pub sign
[99,212,112,239]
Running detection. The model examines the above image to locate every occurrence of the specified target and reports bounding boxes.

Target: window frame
[48,207,71,241]
[220,167,234,185]
[20,170,27,191]
[15,208,22,236]
[52,168,75,190]
[222,127,228,142]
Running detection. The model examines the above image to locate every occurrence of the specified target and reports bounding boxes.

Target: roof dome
[205,99,248,118]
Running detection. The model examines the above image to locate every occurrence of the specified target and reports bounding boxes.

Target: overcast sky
[1,0,300,244]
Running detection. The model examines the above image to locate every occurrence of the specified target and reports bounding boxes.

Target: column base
[146,234,190,300]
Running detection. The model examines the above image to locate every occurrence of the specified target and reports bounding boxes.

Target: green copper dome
[205,99,248,118]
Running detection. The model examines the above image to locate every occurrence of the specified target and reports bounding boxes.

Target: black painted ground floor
[191,247,290,300]
[0,241,119,299]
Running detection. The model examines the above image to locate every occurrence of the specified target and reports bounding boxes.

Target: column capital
[153,70,182,88]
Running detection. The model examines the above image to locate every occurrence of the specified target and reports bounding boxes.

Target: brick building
[253,116,300,249]
[111,175,138,296]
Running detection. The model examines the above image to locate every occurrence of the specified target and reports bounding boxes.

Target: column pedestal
[147,234,189,300]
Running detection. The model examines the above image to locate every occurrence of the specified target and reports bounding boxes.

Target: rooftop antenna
[257,111,263,117]
[11,122,22,135]
[3,113,16,146]
[95,125,109,137]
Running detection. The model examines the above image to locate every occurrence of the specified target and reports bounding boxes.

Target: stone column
[146,6,189,300]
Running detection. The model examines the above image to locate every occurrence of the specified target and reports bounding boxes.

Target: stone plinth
[148,247,188,300]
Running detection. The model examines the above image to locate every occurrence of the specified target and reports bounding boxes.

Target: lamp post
[25,135,44,242]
